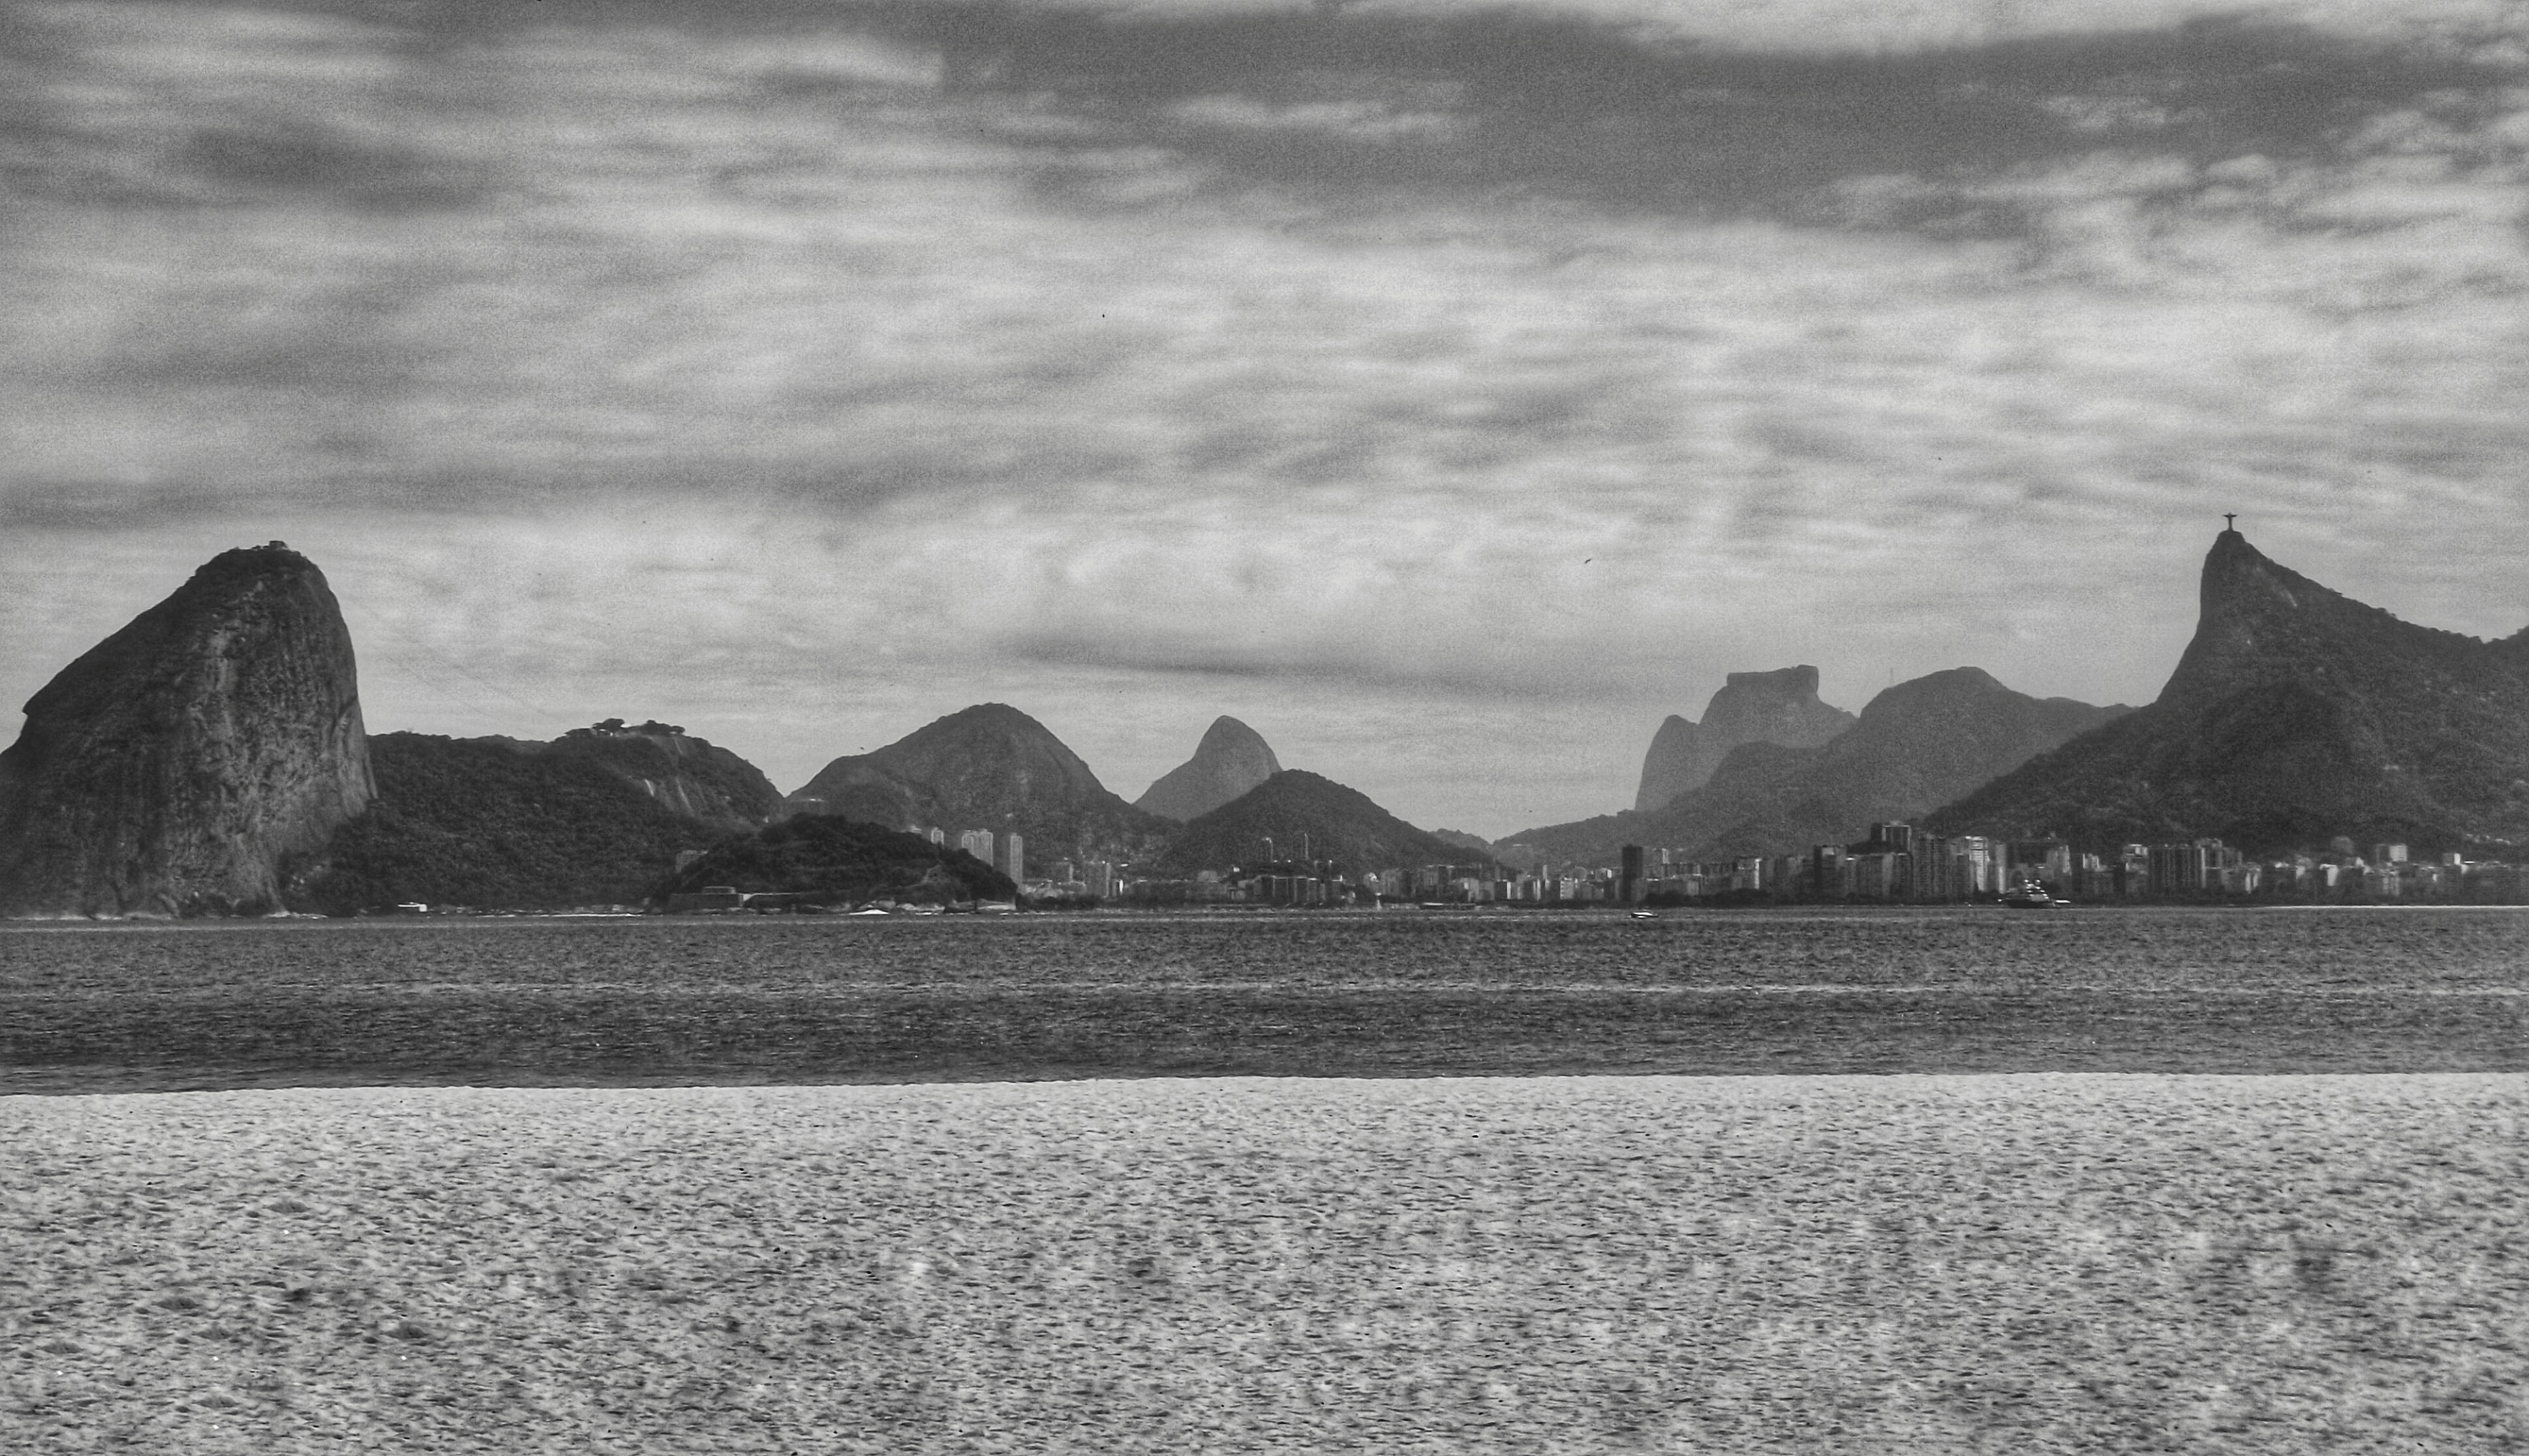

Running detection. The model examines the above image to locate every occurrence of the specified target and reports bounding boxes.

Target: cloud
[5,0,2529,832]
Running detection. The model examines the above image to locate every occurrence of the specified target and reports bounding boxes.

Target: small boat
[2000,883,2062,909]
[1629,909,1657,920]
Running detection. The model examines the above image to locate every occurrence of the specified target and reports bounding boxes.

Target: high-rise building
[959,830,994,864]
[998,834,1025,884]
[927,827,945,845]
[1849,851,1904,900]
[1811,844,1850,899]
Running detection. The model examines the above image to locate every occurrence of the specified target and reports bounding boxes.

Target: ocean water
[3,907,2526,1091]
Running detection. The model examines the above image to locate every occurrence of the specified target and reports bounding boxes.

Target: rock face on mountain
[1160,770,1485,877]
[1507,668,2126,865]
[1929,530,2529,853]
[788,703,1172,865]
[553,720,780,831]
[1634,665,1856,812]
[0,544,373,917]
[1133,716,1283,823]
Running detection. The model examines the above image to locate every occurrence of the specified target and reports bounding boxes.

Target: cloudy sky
[5,0,2527,836]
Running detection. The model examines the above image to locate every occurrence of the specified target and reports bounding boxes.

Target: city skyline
[8,0,2528,837]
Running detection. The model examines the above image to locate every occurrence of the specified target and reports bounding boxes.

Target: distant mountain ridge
[1507,667,2126,865]
[1135,716,1281,822]
[1929,530,2529,853]
[788,703,1173,866]
[1636,665,1855,811]
[40,533,2506,915]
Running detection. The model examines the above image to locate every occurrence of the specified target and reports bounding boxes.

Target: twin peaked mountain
[5,527,2525,915]
[771,705,1465,877]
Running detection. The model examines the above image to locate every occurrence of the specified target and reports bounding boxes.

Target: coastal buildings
[923,816,2519,909]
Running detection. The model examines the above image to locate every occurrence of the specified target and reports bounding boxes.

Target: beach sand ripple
[4,1074,2524,1453]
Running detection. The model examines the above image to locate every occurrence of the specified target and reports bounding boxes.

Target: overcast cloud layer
[5,0,2528,835]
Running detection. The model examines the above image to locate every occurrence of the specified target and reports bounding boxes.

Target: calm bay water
[3,907,2524,1091]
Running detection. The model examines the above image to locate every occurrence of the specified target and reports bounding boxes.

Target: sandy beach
[6,1073,2524,1453]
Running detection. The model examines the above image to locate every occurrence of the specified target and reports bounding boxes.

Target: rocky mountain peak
[2163,526,2482,712]
[1929,530,2529,853]
[0,544,373,916]
[1634,663,1855,811]
[1135,716,1283,822]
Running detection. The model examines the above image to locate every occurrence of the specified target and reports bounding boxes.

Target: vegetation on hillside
[656,815,1015,905]
[289,733,730,913]
[1931,533,2529,856]
[792,703,1174,865]
[557,720,782,828]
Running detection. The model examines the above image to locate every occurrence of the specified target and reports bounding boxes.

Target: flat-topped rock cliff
[0,543,373,917]
[1635,665,1854,812]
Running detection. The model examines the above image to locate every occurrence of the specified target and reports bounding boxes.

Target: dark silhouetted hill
[1929,530,2529,854]
[656,815,1013,906]
[289,731,750,912]
[1160,770,1486,876]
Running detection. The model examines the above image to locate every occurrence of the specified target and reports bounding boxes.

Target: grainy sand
[5,1074,2524,1453]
